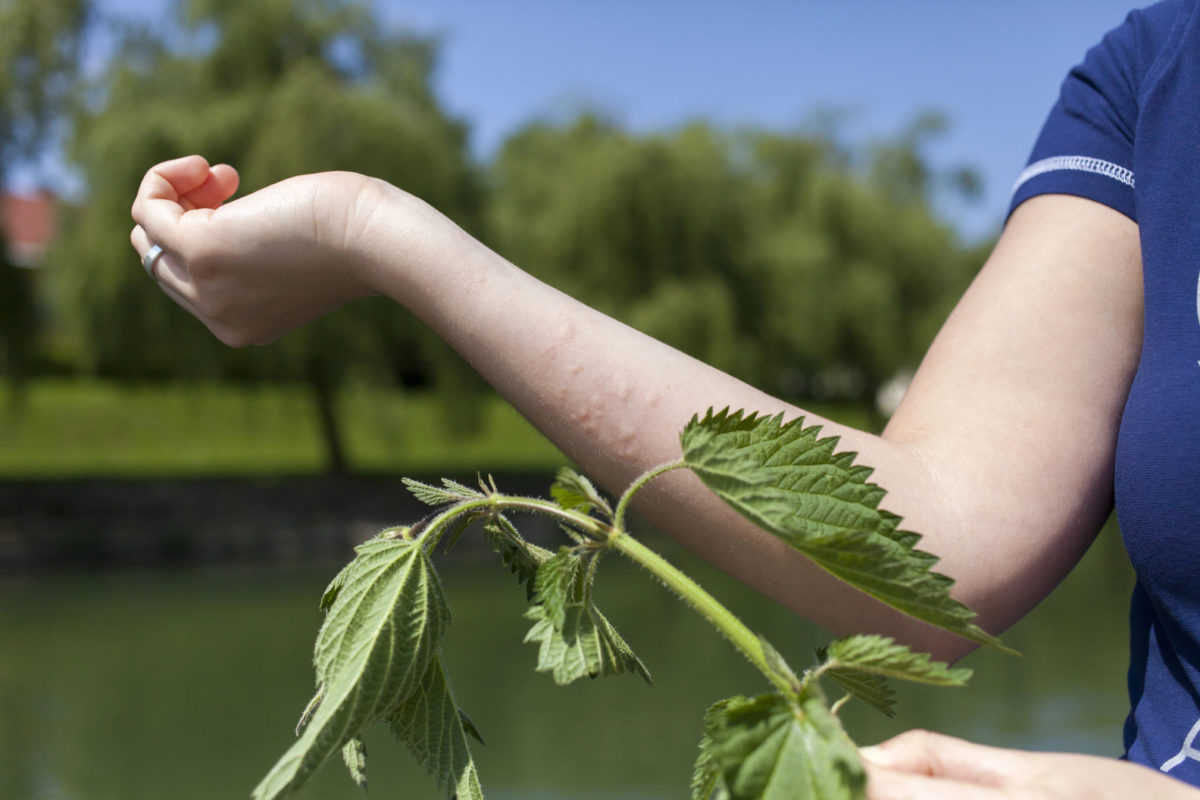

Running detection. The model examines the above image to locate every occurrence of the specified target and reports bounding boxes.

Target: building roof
[0,190,58,268]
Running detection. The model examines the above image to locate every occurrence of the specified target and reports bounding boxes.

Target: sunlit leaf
[680,409,1012,653]
[815,654,896,719]
[523,602,649,685]
[521,545,652,685]
[388,655,484,800]
[253,538,449,800]
[534,548,583,629]
[482,516,552,600]
[341,737,367,789]
[701,693,865,800]
[404,477,484,507]
[551,466,613,518]
[692,722,729,800]
[817,664,896,718]
[459,709,486,746]
[821,634,971,687]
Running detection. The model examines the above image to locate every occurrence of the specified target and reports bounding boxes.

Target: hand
[861,730,1200,799]
[130,155,388,346]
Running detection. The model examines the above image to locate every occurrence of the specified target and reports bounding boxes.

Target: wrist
[342,175,455,299]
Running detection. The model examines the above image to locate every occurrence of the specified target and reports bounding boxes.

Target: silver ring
[142,244,164,279]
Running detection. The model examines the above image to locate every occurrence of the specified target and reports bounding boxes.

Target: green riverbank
[0,378,873,478]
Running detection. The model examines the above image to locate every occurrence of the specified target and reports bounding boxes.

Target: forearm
[355,181,968,657]
[131,164,1134,663]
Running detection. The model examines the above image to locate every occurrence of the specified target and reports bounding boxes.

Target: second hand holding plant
[252,408,1015,800]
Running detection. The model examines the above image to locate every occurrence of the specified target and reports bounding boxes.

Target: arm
[130,156,1141,661]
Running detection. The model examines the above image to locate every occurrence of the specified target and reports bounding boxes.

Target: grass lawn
[0,378,565,478]
[0,378,874,478]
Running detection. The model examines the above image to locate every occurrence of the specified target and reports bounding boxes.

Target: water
[0,520,1134,799]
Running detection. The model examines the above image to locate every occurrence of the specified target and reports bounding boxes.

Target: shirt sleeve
[1008,0,1188,222]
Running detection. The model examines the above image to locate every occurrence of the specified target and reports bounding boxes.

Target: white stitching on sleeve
[1011,155,1135,198]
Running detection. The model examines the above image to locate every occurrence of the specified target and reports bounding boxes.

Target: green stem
[613,459,688,531]
[412,494,608,551]
[411,490,792,695]
[606,528,794,696]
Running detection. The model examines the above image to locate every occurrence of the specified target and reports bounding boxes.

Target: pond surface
[0,519,1134,800]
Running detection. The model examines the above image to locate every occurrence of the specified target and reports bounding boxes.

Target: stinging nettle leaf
[483,516,552,600]
[680,409,1012,654]
[523,601,652,686]
[342,737,367,789]
[534,548,584,629]
[439,514,477,554]
[253,538,450,800]
[318,529,411,613]
[814,646,896,719]
[701,693,865,800]
[692,712,730,800]
[388,655,484,800]
[295,687,324,736]
[551,466,613,518]
[403,477,484,508]
[459,708,486,746]
[821,634,972,688]
[523,546,652,686]
[828,671,895,719]
[691,744,724,800]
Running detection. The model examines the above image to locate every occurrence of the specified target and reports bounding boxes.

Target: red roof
[1,190,58,267]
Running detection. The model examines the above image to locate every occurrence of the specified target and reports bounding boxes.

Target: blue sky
[64,0,1146,240]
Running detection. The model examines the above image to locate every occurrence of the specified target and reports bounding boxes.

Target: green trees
[38,0,984,468]
[488,118,758,381]
[0,0,89,178]
[488,114,981,424]
[752,127,979,415]
[53,0,482,470]
[0,0,90,411]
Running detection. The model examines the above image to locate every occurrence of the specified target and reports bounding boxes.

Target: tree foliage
[488,113,982,414]
[51,0,482,469]
[0,0,90,181]
[0,0,90,410]
[488,117,760,379]
[43,0,987,465]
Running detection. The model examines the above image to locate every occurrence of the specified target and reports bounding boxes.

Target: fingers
[860,730,1017,786]
[130,155,240,298]
[179,162,240,211]
[864,763,1002,800]
[130,155,238,249]
[129,223,197,309]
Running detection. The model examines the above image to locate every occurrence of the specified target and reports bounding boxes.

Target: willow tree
[488,113,981,423]
[744,117,982,420]
[0,0,90,413]
[53,0,482,471]
[488,116,762,382]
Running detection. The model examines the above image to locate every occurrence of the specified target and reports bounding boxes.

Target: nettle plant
[252,409,1014,800]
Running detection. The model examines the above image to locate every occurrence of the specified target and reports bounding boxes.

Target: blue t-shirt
[1010,0,1200,784]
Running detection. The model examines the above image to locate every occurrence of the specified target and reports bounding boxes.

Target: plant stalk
[613,458,688,530]
[412,490,793,695]
[606,528,795,696]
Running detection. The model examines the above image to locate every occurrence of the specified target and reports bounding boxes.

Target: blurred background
[0,1,1140,798]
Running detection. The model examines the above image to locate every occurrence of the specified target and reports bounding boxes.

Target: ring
[142,244,164,278]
